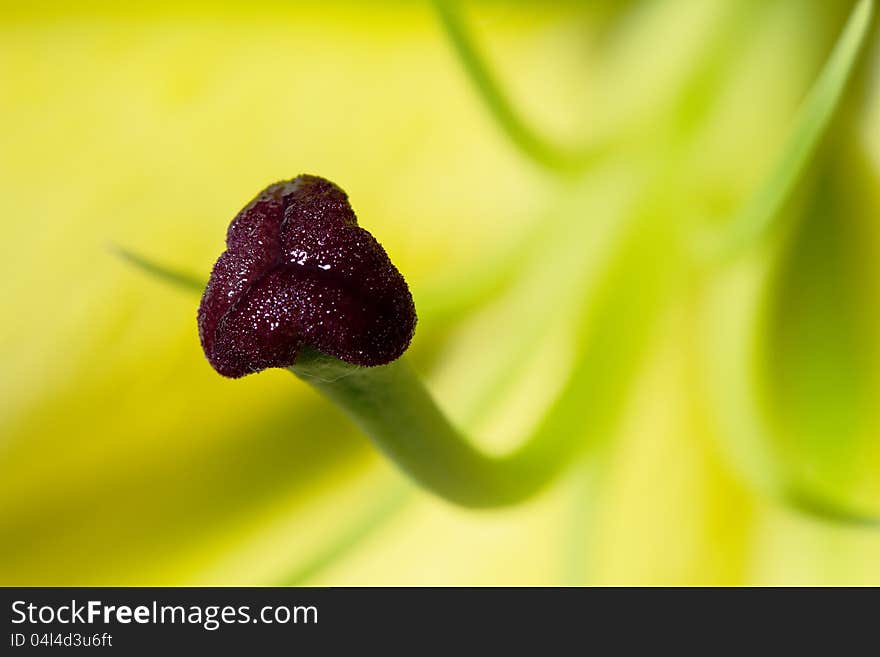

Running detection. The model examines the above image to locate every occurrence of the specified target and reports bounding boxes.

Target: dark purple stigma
[198,175,417,378]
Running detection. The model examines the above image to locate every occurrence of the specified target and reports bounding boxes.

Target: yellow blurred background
[2,0,880,585]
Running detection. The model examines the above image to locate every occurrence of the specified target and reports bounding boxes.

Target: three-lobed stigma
[198,175,416,378]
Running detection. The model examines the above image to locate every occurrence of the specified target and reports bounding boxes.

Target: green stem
[293,351,570,507]
[431,0,601,174]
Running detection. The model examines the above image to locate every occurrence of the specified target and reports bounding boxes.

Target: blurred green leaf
[763,142,880,518]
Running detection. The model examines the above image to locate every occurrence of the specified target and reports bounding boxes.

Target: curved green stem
[694,0,874,263]
[431,0,602,174]
[293,351,567,507]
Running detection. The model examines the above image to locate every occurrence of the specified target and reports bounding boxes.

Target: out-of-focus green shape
[696,0,874,262]
[415,215,548,327]
[112,245,206,293]
[564,464,597,585]
[431,0,605,174]
[280,481,412,585]
[702,248,880,526]
[699,0,880,525]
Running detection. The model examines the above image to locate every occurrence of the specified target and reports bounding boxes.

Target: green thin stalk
[288,353,591,508]
[695,0,874,263]
[431,0,602,174]
[294,349,567,507]
[110,244,206,293]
